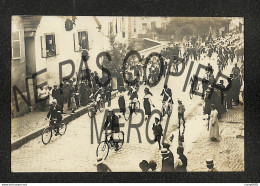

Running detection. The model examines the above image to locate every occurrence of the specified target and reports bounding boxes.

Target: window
[142,23,148,30]
[41,34,57,58]
[12,31,21,59]
[151,22,156,31]
[108,22,113,35]
[74,31,89,52]
[161,22,166,29]
[122,18,125,38]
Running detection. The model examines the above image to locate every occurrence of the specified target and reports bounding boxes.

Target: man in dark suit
[161,148,174,172]
[103,108,120,151]
[46,99,62,136]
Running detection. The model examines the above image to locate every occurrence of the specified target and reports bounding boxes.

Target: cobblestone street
[11,49,244,172]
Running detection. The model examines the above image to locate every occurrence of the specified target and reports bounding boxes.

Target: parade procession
[11,16,244,172]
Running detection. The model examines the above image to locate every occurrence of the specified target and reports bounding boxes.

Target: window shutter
[53,34,59,55]
[40,36,47,58]
[73,32,80,52]
[12,31,21,59]
[86,31,90,50]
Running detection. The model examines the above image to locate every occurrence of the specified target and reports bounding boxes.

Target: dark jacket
[161,157,174,172]
[103,114,120,132]
[47,105,62,121]
[152,123,163,136]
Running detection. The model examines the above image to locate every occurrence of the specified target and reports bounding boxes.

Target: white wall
[34,16,111,85]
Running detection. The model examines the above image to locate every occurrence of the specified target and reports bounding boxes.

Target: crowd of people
[38,29,244,172]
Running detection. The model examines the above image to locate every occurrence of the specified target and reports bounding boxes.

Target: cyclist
[190,74,198,93]
[45,99,62,136]
[91,87,104,110]
[103,108,120,151]
[160,85,174,116]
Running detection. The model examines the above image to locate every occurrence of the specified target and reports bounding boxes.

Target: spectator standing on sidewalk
[178,100,185,129]
[37,85,48,111]
[46,85,53,107]
[161,148,174,172]
[209,104,220,141]
[105,82,112,107]
[79,81,87,106]
[206,159,218,172]
[152,117,163,150]
[96,157,112,172]
[174,146,187,172]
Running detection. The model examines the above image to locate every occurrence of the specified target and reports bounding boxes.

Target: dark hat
[155,117,160,122]
[163,143,170,149]
[178,100,182,104]
[139,160,149,171]
[220,80,224,83]
[206,159,214,166]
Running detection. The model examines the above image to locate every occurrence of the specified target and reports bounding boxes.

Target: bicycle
[42,118,67,145]
[87,98,105,118]
[124,99,140,121]
[96,131,124,160]
[161,100,173,117]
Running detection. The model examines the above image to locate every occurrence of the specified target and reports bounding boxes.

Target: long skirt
[209,122,220,140]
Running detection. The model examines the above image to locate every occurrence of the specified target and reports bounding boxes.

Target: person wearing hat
[161,148,174,172]
[209,104,220,141]
[139,160,149,172]
[103,108,120,151]
[162,143,174,160]
[96,157,112,172]
[45,99,62,136]
[206,159,218,172]
[143,88,155,121]
[152,117,163,150]
[178,100,185,129]
[174,146,187,172]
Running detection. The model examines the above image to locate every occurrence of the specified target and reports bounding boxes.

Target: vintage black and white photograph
[11,16,244,172]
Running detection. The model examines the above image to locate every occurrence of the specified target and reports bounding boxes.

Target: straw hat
[97,157,103,165]
[161,148,169,155]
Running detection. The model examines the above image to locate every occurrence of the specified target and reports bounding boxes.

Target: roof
[22,16,42,36]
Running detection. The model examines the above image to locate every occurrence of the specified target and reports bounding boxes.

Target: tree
[103,26,131,76]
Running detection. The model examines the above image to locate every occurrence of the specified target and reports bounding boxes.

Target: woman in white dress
[209,104,220,141]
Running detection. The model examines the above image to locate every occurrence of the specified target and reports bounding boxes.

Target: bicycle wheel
[167,105,173,117]
[88,106,96,118]
[161,107,166,117]
[124,107,131,121]
[189,88,193,99]
[42,126,52,145]
[58,122,67,135]
[98,101,105,112]
[134,101,140,114]
[114,131,124,150]
[96,141,109,160]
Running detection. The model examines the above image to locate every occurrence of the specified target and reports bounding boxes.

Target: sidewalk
[186,103,244,172]
[11,91,119,150]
